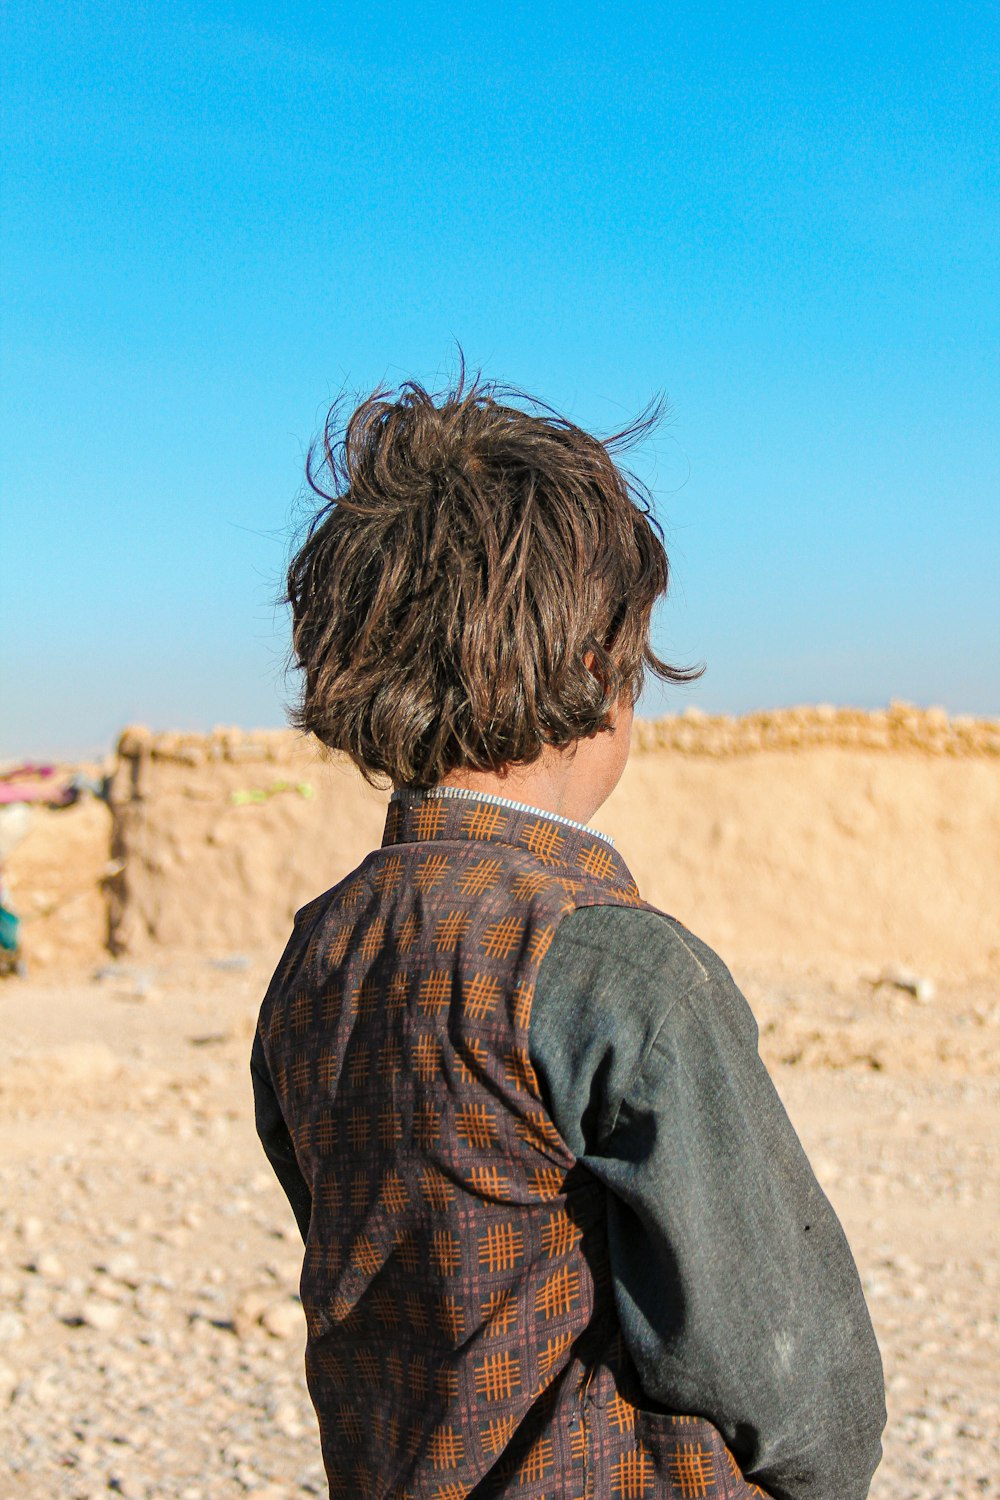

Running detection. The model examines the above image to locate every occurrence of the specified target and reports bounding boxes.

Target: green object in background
[0,904,20,952]
[230,780,315,807]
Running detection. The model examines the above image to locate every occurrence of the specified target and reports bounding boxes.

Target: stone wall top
[116,702,1000,766]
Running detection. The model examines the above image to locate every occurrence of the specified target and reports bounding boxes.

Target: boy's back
[253,373,885,1498]
[255,791,774,1497]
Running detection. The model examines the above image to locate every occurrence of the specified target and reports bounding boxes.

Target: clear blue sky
[2,1,997,758]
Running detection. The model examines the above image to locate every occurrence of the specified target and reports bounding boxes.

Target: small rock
[260,1300,303,1340]
[107,1475,145,1498]
[101,1252,141,1287]
[155,1225,190,1248]
[18,1215,44,1245]
[19,1279,51,1313]
[877,966,936,1004]
[0,1311,25,1343]
[117,982,159,1003]
[232,1288,269,1340]
[87,1274,128,1304]
[264,1256,302,1285]
[210,955,251,972]
[28,1371,60,1407]
[31,1251,64,1279]
[272,1399,304,1438]
[77,1298,122,1332]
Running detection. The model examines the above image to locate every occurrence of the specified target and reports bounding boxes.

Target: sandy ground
[0,958,996,1500]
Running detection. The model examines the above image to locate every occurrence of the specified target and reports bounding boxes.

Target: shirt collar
[395,784,616,847]
[382,786,639,900]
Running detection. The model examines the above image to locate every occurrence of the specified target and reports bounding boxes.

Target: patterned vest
[257,791,769,1500]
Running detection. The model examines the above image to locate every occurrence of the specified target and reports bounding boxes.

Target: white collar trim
[391,784,615,849]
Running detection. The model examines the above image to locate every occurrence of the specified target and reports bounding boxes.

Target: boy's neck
[433,696,633,827]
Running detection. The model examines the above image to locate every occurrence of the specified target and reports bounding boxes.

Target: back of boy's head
[286,368,699,789]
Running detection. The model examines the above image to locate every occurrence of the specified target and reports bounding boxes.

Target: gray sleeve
[530,904,886,1500]
[250,1029,313,1243]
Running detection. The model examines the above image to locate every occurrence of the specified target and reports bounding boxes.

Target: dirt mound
[2,794,113,974]
[88,706,1000,981]
[602,743,1000,980]
[105,727,388,965]
[4,708,997,977]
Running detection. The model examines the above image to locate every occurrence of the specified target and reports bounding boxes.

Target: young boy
[251,375,886,1500]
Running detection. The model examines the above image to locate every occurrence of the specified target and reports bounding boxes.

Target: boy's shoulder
[545,900,734,1008]
[530,903,757,1148]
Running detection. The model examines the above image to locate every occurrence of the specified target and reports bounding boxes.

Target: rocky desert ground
[1,709,997,1498]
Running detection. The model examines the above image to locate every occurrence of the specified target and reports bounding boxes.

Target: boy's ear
[583,648,633,727]
[582,648,611,695]
[582,648,624,725]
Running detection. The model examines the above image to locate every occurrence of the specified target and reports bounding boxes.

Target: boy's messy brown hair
[286,369,700,789]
